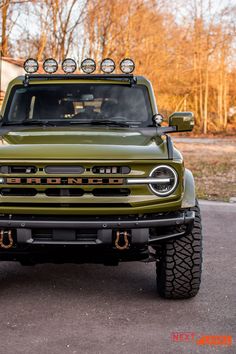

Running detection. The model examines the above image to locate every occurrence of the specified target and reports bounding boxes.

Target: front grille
[0,166,37,174]
[45,166,84,174]
[45,188,84,197]
[92,188,130,197]
[4,177,124,185]
[0,160,160,211]
[0,188,130,197]
[0,188,37,196]
[92,166,130,174]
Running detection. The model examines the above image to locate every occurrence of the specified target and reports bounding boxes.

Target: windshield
[3,84,153,127]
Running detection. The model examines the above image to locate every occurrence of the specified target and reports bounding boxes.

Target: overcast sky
[7,0,236,61]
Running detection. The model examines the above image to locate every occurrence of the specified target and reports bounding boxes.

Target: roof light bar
[62,58,77,73]
[43,58,58,73]
[23,57,135,75]
[81,58,96,74]
[120,58,135,74]
[100,58,115,74]
[23,58,39,73]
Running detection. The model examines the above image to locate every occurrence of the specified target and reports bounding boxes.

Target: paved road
[173,137,236,145]
[0,201,235,354]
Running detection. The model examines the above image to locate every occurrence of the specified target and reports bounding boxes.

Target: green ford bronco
[0,58,202,299]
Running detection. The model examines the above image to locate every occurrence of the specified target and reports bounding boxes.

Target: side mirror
[169,112,194,132]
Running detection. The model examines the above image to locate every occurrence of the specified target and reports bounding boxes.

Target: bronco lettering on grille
[6,177,124,185]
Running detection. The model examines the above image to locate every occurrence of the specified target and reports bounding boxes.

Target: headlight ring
[149,165,178,196]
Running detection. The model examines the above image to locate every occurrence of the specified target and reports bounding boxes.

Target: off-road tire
[156,201,202,299]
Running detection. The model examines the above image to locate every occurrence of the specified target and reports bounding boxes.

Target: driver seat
[33,96,62,120]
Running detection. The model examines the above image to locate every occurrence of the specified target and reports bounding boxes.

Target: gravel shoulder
[173,138,236,202]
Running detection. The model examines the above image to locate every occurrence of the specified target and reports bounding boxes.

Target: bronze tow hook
[115,231,129,250]
[0,230,14,249]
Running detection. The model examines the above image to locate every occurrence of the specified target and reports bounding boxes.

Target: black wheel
[156,201,202,299]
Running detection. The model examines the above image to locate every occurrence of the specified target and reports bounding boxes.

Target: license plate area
[52,229,76,241]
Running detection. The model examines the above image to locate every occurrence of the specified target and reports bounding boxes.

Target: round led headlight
[120,58,135,74]
[81,58,96,74]
[62,58,77,73]
[23,58,38,73]
[100,58,115,73]
[43,58,58,73]
[149,165,178,196]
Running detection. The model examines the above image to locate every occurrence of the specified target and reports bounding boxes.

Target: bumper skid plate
[0,211,194,246]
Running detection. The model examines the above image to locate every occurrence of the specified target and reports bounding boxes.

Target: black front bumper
[0,211,194,246]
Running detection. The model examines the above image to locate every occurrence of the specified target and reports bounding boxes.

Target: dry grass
[174,140,236,202]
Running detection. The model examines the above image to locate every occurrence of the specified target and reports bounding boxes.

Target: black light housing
[62,58,77,73]
[120,58,135,74]
[23,58,39,73]
[43,58,58,73]
[100,58,115,73]
[81,58,96,74]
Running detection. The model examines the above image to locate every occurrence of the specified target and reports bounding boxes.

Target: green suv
[0,64,202,299]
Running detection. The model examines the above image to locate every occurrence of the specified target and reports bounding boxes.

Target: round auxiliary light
[62,58,77,73]
[149,165,178,197]
[100,58,115,74]
[81,58,96,74]
[120,58,135,74]
[43,58,58,73]
[23,58,39,73]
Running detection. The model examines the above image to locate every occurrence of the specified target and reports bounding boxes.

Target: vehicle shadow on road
[0,262,160,301]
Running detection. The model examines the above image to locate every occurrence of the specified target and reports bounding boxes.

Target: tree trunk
[52,0,59,58]
[199,67,203,128]
[193,51,198,124]
[203,61,209,134]
[1,1,9,56]
[37,32,47,61]
[217,79,223,127]
[223,73,228,130]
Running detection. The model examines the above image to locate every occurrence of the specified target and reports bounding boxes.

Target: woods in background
[1,0,236,133]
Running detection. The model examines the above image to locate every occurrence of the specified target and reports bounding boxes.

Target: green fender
[181,168,196,208]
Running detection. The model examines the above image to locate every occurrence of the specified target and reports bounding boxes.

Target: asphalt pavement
[0,201,235,354]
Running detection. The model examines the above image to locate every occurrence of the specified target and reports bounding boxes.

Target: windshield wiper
[92,120,129,127]
[70,120,129,127]
[20,120,58,126]
[3,120,129,127]
[2,120,58,126]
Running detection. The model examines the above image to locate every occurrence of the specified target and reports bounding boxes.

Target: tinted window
[5,84,153,127]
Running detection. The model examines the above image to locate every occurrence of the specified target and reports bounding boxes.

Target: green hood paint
[0,127,173,160]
